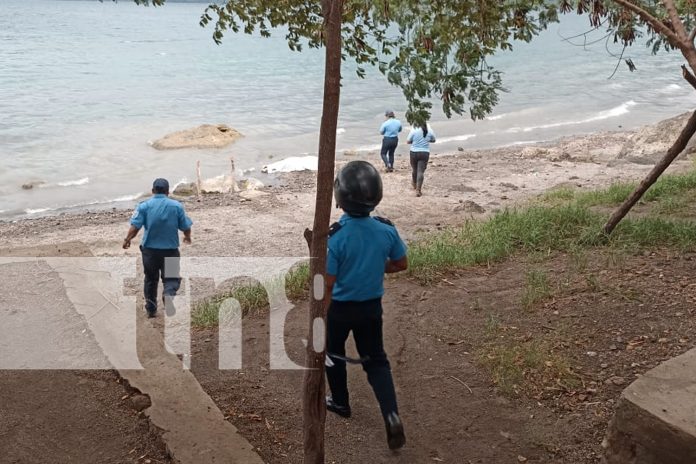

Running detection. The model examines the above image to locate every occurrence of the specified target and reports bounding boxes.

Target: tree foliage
[130,0,560,123]
[559,0,696,54]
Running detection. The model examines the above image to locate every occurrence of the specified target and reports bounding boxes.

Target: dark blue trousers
[325,298,399,420]
[380,136,398,169]
[140,246,181,313]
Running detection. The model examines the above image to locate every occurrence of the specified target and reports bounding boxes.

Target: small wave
[336,128,346,135]
[659,83,682,93]
[437,134,477,144]
[352,143,382,152]
[487,114,507,121]
[25,208,51,215]
[22,193,143,217]
[506,101,637,133]
[56,177,90,187]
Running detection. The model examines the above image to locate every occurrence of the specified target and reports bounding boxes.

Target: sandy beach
[1,112,694,259]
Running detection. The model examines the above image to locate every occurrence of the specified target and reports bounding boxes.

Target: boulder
[603,348,696,463]
[173,182,196,196]
[619,112,696,163]
[151,124,242,150]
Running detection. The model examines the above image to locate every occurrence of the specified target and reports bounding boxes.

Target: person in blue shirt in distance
[324,160,408,450]
[123,178,193,318]
[379,110,402,173]
[406,120,436,197]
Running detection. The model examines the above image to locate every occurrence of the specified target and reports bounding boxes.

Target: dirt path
[0,370,170,464]
[188,249,696,463]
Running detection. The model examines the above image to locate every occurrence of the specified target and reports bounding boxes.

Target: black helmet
[334,161,383,216]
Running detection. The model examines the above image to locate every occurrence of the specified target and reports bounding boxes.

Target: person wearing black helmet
[324,160,408,450]
[379,110,402,172]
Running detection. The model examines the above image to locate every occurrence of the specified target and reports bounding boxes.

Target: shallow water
[1,0,695,218]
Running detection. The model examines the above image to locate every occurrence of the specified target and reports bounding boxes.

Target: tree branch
[689,26,696,44]
[662,0,689,41]
[611,0,685,49]
[682,64,696,90]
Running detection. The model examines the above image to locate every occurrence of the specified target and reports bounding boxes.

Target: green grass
[521,269,552,309]
[191,262,310,328]
[407,200,696,282]
[543,170,696,209]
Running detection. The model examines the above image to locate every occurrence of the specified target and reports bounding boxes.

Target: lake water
[2,0,695,218]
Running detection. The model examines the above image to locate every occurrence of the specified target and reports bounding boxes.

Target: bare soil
[188,249,696,464]
[0,370,171,464]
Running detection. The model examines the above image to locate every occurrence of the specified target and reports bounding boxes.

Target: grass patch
[478,341,577,396]
[543,170,696,210]
[521,269,552,309]
[408,200,696,282]
[191,262,310,328]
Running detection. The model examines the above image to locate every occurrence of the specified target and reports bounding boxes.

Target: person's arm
[429,130,436,143]
[324,273,336,311]
[178,206,193,244]
[123,225,140,249]
[385,255,408,273]
[406,130,414,145]
[379,121,386,135]
[124,204,146,249]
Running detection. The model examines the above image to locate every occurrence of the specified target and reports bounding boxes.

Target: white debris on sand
[261,156,318,174]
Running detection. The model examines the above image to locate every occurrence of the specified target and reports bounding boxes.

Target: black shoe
[385,412,406,450]
[146,310,157,318]
[325,396,351,418]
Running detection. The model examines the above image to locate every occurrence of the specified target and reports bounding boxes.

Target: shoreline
[2,110,690,224]
[1,112,694,256]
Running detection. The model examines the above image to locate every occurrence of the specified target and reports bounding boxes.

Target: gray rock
[151,124,242,150]
[454,200,485,214]
[173,182,196,196]
[129,394,152,412]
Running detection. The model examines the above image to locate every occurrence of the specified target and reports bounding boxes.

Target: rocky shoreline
[1,112,694,254]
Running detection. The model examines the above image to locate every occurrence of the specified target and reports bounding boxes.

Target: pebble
[129,394,152,412]
[606,376,626,386]
[586,351,598,357]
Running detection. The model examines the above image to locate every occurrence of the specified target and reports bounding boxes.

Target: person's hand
[183,236,192,245]
[122,238,131,249]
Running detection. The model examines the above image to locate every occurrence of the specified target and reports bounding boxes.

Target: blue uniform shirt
[407,127,436,152]
[130,194,193,249]
[327,214,407,302]
[380,119,402,138]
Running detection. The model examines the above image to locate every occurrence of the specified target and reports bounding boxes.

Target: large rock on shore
[618,112,696,164]
[151,124,242,150]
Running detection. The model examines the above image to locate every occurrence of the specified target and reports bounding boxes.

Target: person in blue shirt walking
[324,160,408,450]
[379,110,402,172]
[406,121,436,197]
[122,178,193,318]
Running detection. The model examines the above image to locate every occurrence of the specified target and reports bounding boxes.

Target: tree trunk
[602,109,696,235]
[302,1,342,463]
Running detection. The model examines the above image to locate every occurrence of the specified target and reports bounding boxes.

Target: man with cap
[122,178,193,318]
[379,110,402,172]
[324,160,408,450]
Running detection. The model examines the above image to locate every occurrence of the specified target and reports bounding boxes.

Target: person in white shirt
[406,122,436,197]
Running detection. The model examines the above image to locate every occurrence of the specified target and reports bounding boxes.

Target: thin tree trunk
[602,109,696,235]
[302,1,342,463]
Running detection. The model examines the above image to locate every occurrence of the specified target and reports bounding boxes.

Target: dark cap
[152,178,169,193]
[385,110,395,118]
